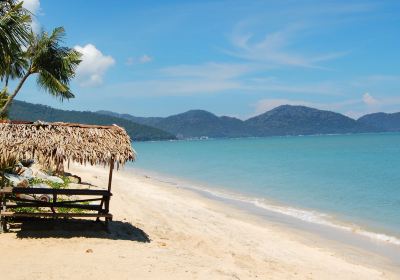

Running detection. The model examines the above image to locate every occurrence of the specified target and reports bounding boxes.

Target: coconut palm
[0,27,82,116]
[0,0,31,77]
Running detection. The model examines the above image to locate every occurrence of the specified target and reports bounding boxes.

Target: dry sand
[0,163,398,280]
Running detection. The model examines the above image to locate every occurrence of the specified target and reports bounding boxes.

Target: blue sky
[15,0,400,119]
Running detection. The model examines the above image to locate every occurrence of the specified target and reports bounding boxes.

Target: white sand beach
[0,163,398,280]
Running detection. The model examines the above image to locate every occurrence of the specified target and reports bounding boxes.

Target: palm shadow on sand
[13,219,151,242]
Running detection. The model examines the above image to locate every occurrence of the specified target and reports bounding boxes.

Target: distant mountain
[245,105,375,136]
[154,110,251,138]
[97,110,163,127]
[98,109,251,138]
[358,112,400,132]
[9,101,176,141]
[98,105,386,138]
[10,101,397,141]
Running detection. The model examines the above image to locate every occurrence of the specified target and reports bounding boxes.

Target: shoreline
[91,164,400,277]
[128,165,400,248]
[116,165,400,277]
[0,163,398,279]
[137,131,400,143]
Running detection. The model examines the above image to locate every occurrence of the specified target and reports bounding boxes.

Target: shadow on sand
[11,219,150,242]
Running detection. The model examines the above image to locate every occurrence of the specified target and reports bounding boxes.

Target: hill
[9,100,176,141]
[98,105,381,138]
[358,112,400,132]
[97,110,164,128]
[245,105,375,136]
[11,101,397,140]
[99,109,251,138]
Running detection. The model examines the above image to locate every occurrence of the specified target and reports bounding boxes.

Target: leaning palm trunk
[0,70,30,115]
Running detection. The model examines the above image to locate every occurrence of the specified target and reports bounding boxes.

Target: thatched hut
[0,120,135,170]
[0,120,136,231]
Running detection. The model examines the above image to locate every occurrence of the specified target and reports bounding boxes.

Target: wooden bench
[0,187,113,233]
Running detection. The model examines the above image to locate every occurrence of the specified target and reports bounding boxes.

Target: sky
[14,0,400,119]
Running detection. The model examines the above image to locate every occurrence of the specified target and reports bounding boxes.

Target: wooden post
[104,158,114,232]
[107,157,114,192]
[104,157,114,215]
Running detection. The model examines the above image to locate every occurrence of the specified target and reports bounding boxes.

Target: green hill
[358,112,400,132]
[9,100,176,141]
[98,105,381,138]
[98,109,251,138]
[245,105,377,136]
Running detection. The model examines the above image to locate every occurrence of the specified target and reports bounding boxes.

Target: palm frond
[0,1,31,76]
[30,27,82,99]
[36,70,74,100]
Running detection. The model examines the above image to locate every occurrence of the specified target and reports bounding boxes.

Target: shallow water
[129,133,400,245]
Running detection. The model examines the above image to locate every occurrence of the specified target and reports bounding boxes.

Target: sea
[128,133,400,257]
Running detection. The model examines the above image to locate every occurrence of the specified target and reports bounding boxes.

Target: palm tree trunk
[0,71,30,116]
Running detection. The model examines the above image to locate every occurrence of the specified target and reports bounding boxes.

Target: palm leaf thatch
[0,120,136,170]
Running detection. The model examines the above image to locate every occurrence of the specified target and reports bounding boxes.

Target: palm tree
[0,0,31,77]
[0,27,82,116]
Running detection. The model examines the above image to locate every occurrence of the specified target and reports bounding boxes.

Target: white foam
[132,168,400,247]
[250,199,400,246]
[184,184,400,247]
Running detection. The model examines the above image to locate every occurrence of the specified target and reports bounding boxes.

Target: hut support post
[104,158,114,231]
[107,158,114,193]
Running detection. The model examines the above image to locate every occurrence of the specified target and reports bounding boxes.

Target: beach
[0,163,398,280]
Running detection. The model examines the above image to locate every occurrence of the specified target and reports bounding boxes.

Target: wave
[171,178,400,246]
[250,199,400,246]
[132,167,400,247]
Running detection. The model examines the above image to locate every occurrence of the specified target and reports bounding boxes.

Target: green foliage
[0,1,31,78]
[0,87,9,119]
[28,175,71,189]
[14,207,37,213]
[27,27,82,100]
[0,24,82,115]
[16,177,92,214]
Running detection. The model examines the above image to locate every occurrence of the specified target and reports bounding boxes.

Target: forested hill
[9,100,176,141]
[9,101,398,141]
[357,112,400,132]
[98,105,387,138]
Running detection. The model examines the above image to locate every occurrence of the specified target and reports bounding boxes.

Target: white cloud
[109,62,252,96]
[362,92,378,105]
[226,22,348,69]
[126,54,153,66]
[126,57,134,66]
[243,78,342,95]
[106,60,346,97]
[20,0,41,33]
[352,75,400,87]
[161,62,254,80]
[105,79,240,97]
[139,54,152,63]
[74,44,115,87]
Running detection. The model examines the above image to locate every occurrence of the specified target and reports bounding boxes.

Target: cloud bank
[74,44,115,87]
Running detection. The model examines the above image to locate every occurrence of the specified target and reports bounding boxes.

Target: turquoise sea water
[129,133,400,244]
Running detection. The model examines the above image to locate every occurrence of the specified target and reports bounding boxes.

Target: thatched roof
[0,120,136,169]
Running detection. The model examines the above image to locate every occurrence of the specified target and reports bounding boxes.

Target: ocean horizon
[129,132,400,248]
